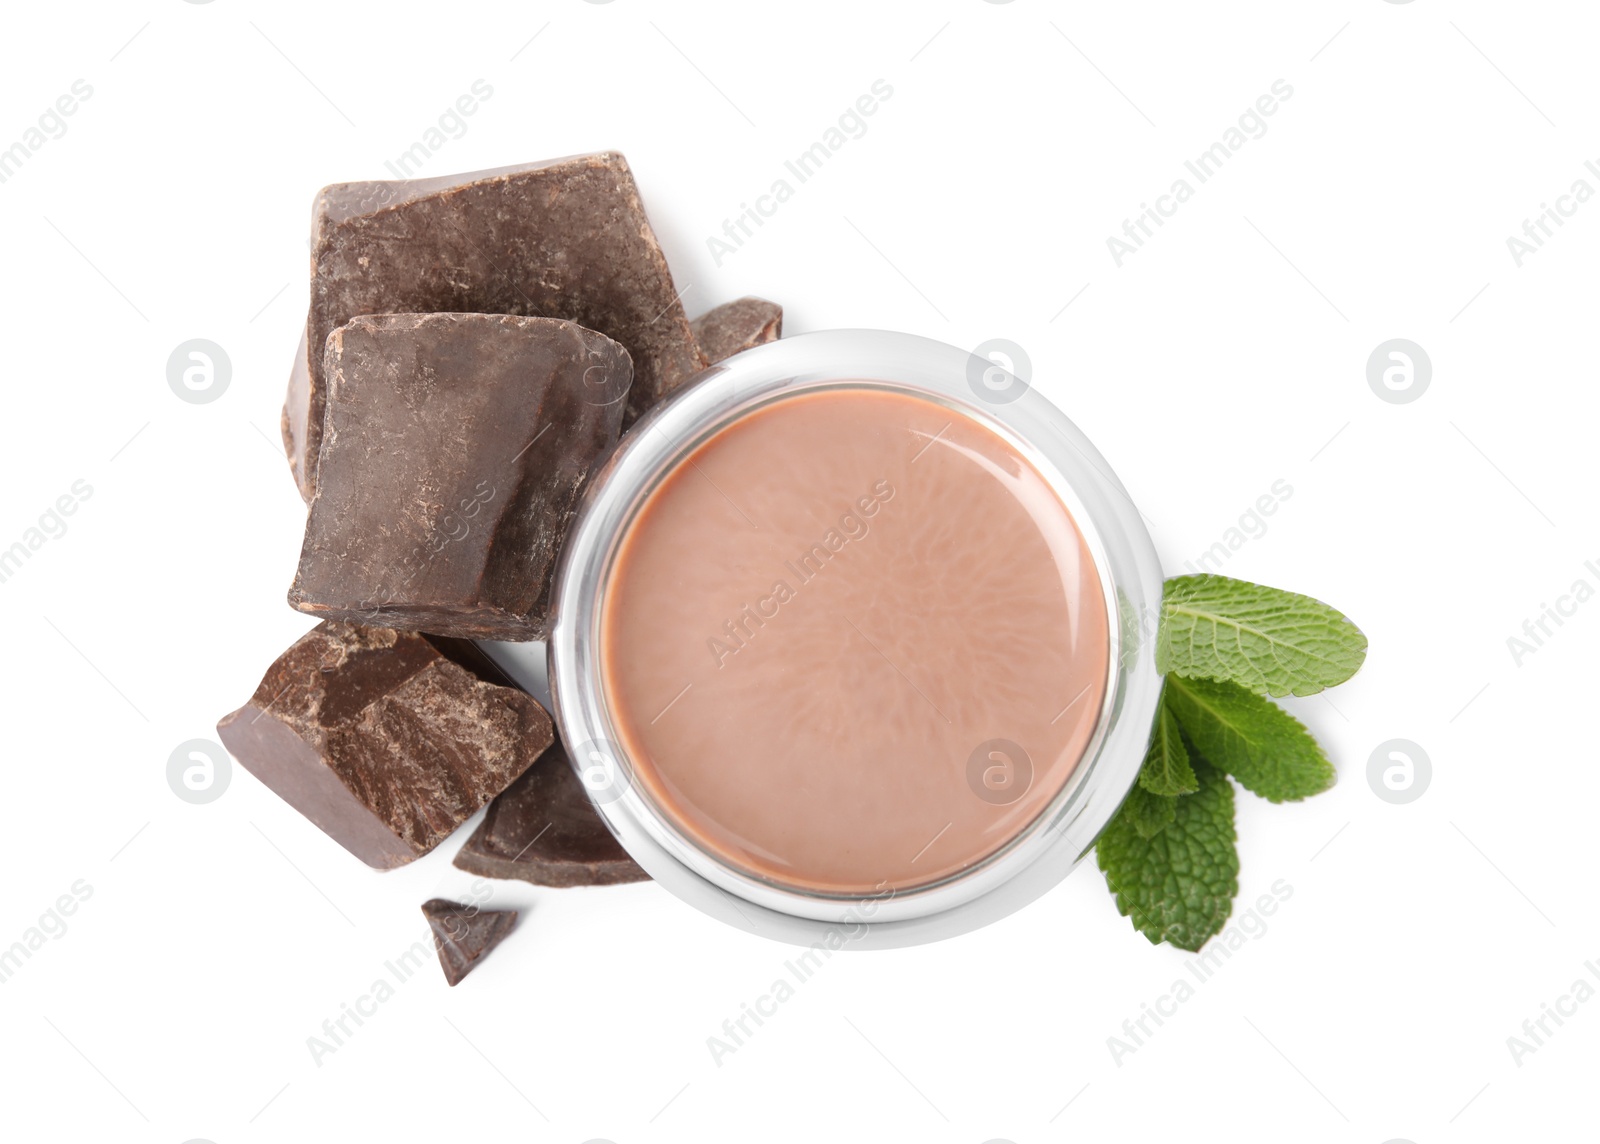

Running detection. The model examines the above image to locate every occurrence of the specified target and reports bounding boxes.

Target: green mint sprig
[1096,573,1366,951]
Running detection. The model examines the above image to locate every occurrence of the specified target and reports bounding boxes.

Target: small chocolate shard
[216,621,552,869]
[288,313,629,640]
[284,153,707,499]
[691,297,783,364]
[421,898,517,986]
[454,734,649,887]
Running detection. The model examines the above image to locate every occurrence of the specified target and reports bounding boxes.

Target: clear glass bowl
[544,329,1163,949]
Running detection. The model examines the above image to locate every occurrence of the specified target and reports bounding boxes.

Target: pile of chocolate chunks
[217,154,782,983]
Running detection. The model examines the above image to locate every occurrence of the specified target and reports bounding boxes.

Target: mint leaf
[1138,702,1197,796]
[1096,758,1238,951]
[1157,574,1368,697]
[1123,783,1177,839]
[1164,674,1335,803]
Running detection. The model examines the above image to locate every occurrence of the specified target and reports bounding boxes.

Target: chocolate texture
[454,733,649,888]
[422,898,518,986]
[288,312,629,640]
[691,296,782,364]
[216,621,552,869]
[284,153,706,498]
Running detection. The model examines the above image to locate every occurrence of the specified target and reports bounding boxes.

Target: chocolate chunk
[287,313,628,640]
[691,296,783,364]
[421,899,517,986]
[216,621,552,869]
[454,733,649,887]
[284,153,707,499]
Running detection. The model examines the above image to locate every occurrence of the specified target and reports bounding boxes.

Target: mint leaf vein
[1157,574,1368,697]
[1164,674,1335,803]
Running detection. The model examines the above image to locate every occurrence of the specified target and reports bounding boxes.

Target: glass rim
[547,329,1164,949]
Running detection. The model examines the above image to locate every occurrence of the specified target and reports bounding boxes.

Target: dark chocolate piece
[421,898,517,986]
[284,153,707,499]
[691,296,783,364]
[454,734,649,887]
[216,621,552,869]
[287,313,629,640]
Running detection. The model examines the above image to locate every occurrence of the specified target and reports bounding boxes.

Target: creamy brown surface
[599,387,1109,894]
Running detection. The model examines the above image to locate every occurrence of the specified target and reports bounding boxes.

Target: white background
[1,2,1593,1141]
